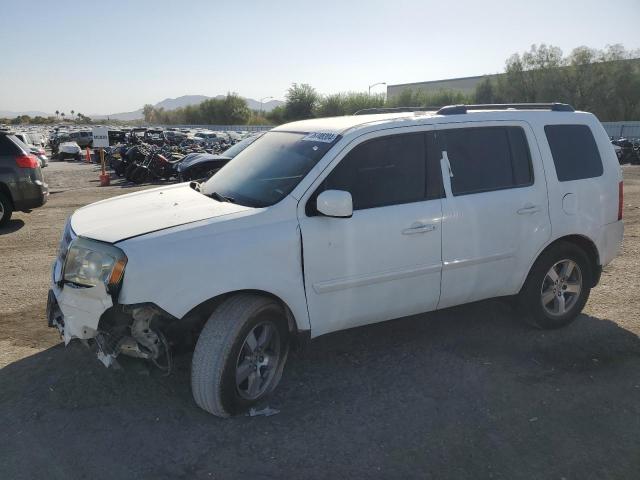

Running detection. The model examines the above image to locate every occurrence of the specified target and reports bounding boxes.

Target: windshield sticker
[301,132,338,143]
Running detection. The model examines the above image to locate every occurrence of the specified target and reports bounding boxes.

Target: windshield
[202,131,340,208]
[221,132,264,158]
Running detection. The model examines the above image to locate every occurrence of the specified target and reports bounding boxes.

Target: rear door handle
[402,223,436,235]
[517,205,540,215]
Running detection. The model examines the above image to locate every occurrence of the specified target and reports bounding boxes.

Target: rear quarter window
[0,135,19,156]
[0,135,26,156]
[544,125,603,181]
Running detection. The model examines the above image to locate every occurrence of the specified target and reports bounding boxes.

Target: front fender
[116,202,310,331]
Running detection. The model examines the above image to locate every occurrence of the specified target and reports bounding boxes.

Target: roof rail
[354,106,440,115]
[437,103,575,115]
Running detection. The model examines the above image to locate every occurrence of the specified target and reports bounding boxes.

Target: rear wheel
[518,242,592,329]
[191,294,289,417]
[0,192,13,227]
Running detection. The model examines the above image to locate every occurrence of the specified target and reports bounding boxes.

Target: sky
[1,0,639,115]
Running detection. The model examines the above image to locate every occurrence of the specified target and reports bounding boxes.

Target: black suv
[0,131,49,226]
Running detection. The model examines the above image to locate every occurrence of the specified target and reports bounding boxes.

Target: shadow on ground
[0,219,25,235]
[2,300,639,479]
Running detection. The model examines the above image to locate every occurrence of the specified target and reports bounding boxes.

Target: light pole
[368,82,386,95]
[260,96,274,115]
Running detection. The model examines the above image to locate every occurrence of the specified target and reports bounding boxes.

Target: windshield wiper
[208,191,236,203]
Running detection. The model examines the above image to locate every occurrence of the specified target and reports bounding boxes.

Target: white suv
[48,103,624,417]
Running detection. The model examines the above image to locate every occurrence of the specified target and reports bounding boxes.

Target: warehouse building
[387,74,499,98]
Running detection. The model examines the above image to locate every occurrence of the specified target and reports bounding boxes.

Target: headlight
[63,237,127,289]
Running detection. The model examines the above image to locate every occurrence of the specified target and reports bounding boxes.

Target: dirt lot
[1,160,639,479]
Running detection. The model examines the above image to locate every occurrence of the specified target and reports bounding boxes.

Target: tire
[0,192,13,227]
[124,163,138,181]
[191,294,289,417]
[132,167,148,184]
[517,241,592,329]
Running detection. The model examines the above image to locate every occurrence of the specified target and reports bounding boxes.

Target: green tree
[478,43,640,121]
[474,78,496,103]
[284,83,318,121]
[219,93,250,124]
[142,104,155,122]
[266,105,286,124]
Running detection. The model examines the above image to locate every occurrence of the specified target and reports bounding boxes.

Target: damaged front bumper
[47,283,113,346]
[47,276,118,367]
[47,265,172,370]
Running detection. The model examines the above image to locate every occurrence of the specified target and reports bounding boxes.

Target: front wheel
[191,294,289,417]
[518,242,592,329]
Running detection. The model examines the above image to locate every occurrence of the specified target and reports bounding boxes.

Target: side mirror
[316,190,353,218]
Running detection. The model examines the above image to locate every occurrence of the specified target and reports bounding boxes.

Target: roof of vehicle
[273,103,592,136]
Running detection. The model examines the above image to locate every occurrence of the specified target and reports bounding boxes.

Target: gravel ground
[1,160,639,479]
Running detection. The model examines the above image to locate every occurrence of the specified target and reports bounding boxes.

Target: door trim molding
[313,262,442,294]
[442,250,515,271]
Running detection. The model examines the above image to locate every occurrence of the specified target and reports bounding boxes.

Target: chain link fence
[602,122,640,140]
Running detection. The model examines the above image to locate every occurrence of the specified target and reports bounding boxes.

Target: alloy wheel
[235,321,281,400]
[540,259,582,317]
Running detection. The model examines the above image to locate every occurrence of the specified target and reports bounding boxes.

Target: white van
[48,103,624,417]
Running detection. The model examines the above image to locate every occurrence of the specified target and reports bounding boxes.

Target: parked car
[142,129,164,145]
[47,103,623,417]
[58,141,82,160]
[27,132,46,148]
[69,130,93,148]
[192,130,226,147]
[14,133,48,167]
[29,145,48,167]
[108,130,127,145]
[0,131,48,226]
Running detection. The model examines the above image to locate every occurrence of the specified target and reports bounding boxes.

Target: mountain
[0,110,52,118]
[155,95,210,110]
[93,95,284,121]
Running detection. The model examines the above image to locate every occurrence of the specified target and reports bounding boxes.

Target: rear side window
[441,126,533,196]
[0,135,24,156]
[544,125,603,181]
[320,133,427,211]
[0,134,17,155]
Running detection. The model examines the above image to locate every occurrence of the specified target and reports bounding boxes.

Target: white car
[48,103,624,417]
[58,141,82,160]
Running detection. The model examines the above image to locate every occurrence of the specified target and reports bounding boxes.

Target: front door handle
[402,223,436,235]
[517,205,541,215]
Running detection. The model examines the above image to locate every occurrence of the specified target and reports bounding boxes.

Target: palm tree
[55,110,59,119]
[71,110,75,118]
[61,112,65,121]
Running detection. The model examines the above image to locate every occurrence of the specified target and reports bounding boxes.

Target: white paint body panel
[52,109,623,342]
[71,183,251,243]
[297,126,443,336]
[300,201,443,336]
[116,195,311,331]
[436,120,552,308]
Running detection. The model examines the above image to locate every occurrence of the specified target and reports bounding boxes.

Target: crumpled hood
[71,183,251,243]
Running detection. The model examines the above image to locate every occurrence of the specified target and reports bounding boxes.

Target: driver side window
[307,131,442,215]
